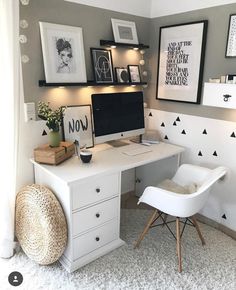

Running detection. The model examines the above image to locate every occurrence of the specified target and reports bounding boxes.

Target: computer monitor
[91,91,145,144]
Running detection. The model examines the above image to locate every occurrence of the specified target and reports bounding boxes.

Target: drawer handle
[96,188,101,193]
[223,94,232,102]
[95,213,100,218]
[95,237,100,242]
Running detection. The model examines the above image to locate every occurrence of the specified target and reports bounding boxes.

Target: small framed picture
[62,105,94,148]
[111,18,139,44]
[39,22,87,83]
[128,65,141,83]
[90,48,114,83]
[115,67,129,83]
[226,14,236,57]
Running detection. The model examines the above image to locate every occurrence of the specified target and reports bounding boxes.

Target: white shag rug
[1,209,236,290]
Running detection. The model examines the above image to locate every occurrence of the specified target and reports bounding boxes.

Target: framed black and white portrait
[226,14,236,57]
[115,67,129,83]
[39,22,87,83]
[128,65,141,83]
[90,48,114,83]
[111,18,139,44]
[62,105,94,148]
[156,20,208,104]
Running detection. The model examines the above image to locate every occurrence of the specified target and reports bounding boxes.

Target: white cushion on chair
[157,179,198,194]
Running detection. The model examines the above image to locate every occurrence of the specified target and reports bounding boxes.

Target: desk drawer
[72,173,119,210]
[73,219,118,260]
[72,197,119,236]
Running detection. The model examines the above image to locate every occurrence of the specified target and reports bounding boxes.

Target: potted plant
[38,101,65,147]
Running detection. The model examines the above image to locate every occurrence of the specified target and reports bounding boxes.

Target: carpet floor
[1,209,236,290]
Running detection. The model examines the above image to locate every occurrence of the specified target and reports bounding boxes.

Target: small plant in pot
[38,101,65,147]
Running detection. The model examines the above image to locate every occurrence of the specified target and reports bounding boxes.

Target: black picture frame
[115,67,129,83]
[90,48,114,83]
[156,20,208,104]
[128,65,141,83]
[62,105,94,148]
[226,14,236,58]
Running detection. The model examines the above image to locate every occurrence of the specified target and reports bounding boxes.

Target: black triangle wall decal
[42,130,47,136]
[181,130,186,135]
[213,151,218,156]
[149,112,153,117]
[164,135,168,140]
[198,151,203,156]
[176,117,180,122]
[161,122,165,127]
[202,129,207,135]
[222,214,227,219]
[230,132,236,138]
[173,121,177,126]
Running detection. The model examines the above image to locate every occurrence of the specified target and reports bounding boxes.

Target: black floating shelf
[39,80,147,87]
[100,40,149,49]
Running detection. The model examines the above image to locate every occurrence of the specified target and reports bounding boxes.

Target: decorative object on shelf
[39,22,87,83]
[220,75,226,83]
[226,14,236,57]
[128,65,141,83]
[20,19,29,29]
[156,20,208,104]
[15,184,67,265]
[34,141,75,165]
[111,18,138,45]
[19,34,27,44]
[38,101,65,147]
[90,48,114,83]
[208,78,220,83]
[21,54,29,63]
[62,105,94,148]
[20,0,30,5]
[115,67,129,83]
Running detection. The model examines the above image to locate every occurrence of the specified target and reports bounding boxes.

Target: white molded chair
[134,164,227,272]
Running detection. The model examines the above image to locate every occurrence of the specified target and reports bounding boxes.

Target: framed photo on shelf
[115,67,129,83]
[39,22,87,83]
[90,48,114,83]
[226,14,236,57]
[111,18,139,44]
[62,105,94,148]
[156,20,208,104]
[128,65,141,83]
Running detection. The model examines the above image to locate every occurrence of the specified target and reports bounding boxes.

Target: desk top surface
[31,142,185,185]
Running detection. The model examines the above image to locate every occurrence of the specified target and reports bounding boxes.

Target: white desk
[31,142,184,272]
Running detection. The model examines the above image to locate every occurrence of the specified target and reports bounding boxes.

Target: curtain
[0,0,20,258]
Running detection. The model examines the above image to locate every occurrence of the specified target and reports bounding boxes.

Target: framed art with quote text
[156,20,208,104]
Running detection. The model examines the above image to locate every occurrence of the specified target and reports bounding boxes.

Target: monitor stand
[106,140,130,148]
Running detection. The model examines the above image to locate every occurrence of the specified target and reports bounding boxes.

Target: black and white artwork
[226,14,236,57]
[128,65,141,83]
[111,19,139,44]
[39,22,87,83]
[156,21,208,104]
[62,105,94,148]
[115,67,129,83]
[91,48,114,83]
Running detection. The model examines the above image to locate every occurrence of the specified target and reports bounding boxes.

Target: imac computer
[91,91,145,145]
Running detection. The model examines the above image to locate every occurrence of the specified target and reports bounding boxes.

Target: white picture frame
[62,105,94,148]
[111,18,139,44]
[39,22,87,83]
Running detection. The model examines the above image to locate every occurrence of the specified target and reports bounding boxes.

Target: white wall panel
[146,109,236,231]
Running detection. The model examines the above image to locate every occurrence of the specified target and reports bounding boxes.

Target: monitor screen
[91,91,145,144]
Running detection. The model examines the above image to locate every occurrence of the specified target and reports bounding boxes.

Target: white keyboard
[122,146,152,156]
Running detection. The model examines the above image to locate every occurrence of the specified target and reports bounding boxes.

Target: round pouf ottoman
[15,184,67,265]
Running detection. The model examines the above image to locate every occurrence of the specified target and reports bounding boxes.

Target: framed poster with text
[156,20,208,104]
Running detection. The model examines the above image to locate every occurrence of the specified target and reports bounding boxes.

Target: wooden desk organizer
[34,141,75,165]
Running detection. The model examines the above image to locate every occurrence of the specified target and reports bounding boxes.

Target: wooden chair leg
[134,209,158,249]
[162,213,168,227]
[191,216,206,246]
[176,217,182,273]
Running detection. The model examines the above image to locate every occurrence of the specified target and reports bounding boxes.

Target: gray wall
[148,3,236,121]
[20,0,150,108]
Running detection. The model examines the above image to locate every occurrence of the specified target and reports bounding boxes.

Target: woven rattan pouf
[15,184,67,265]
